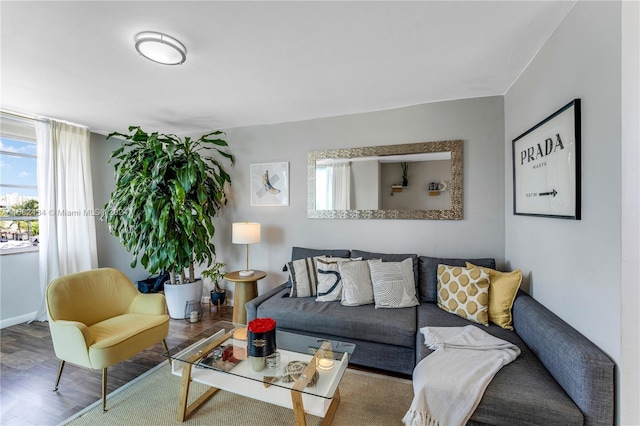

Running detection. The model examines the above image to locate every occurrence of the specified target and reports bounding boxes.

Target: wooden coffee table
[169,321,356,424]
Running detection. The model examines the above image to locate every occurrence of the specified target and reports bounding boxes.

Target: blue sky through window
[0,137,38,198]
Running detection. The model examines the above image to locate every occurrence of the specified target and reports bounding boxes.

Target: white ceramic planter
[163,279,203,319]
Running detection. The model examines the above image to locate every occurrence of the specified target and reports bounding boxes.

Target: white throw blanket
[402,326,521,426]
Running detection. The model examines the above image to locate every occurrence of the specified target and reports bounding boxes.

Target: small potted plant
[202,259,227,308]
[401,161,409,186]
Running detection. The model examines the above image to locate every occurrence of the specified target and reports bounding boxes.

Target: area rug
[60,361,413,425]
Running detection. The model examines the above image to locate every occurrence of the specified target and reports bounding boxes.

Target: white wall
[504,1,628,421]
[216,96,505,295]
[0,251,40,326]
[620,1,640,423]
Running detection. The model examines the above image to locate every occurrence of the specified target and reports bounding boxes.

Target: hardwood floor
[0,302,233,426]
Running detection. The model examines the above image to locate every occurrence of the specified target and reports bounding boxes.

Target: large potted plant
[102,126,234,319]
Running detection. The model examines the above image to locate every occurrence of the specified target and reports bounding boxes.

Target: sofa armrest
[245,283,288,322]
[513,291,615,425]
[128,293,167,315]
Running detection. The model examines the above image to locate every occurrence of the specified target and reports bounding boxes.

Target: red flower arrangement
[248,317,276,333]
[247,318,277,358]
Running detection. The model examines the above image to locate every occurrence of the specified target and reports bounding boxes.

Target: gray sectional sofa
[246,247,615,425]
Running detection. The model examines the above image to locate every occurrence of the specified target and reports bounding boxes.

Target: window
[315,166,332,210]
[0,114,39,254]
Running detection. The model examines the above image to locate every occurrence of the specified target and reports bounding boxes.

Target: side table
[224,270,266,324]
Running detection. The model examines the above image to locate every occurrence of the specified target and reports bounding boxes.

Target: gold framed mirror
[307,140,463,220]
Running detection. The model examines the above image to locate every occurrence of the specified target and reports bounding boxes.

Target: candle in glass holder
[317,358,334,371]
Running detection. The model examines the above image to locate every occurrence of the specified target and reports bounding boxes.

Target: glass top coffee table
[168,321,356,424]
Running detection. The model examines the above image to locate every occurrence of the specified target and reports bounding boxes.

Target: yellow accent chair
[46,268,171,412]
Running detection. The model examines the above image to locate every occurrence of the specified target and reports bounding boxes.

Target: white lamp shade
[232,222,261,244]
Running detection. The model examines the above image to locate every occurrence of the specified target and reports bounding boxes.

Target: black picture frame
[512,99,581,219]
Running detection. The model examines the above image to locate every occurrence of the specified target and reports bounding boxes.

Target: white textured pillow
[315,257,360,302]
[339,260,377,306]
[368,258,419,309]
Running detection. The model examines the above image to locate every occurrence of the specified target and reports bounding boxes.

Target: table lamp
[232,222,261,276]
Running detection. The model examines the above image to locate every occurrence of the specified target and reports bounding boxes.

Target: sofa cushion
[418,256,496,302]
[291,246,350,261]
[437,264,490,325]
[339,260,376,306]
[369,258,419,309]
[513,291,614,425]
[351,250,418,285]
[416,303,583,425]
[256,287,416,348]
[467,262,522,330]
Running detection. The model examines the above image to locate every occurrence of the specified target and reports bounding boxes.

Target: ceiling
[1,1,575,136]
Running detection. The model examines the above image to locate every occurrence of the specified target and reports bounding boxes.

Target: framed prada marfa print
[512,99,581,220]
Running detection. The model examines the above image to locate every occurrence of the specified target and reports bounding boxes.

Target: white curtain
[33,120,98,321]
[330,162,351,210]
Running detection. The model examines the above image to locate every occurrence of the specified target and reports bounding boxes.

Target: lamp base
[239,270,255,277]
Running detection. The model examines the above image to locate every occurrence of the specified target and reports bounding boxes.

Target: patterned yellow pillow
[467,262,522,330]
[437,265,490,325]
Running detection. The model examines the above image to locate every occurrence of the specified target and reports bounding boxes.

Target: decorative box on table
[247,317,277,371]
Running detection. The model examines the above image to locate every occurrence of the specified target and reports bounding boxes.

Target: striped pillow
[288,257,319,297]
[369,258,419,309]
[289,256,353,298]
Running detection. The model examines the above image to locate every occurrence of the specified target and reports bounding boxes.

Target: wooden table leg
[291,387,340,426]
[177,362,221,422]
[177,363,193,421]
[176,334,239,422]
[320,389,341,425]
[290,342,339,425]
[291,389,307,426]
[232,280,258,324]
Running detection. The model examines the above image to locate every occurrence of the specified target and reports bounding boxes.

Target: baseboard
[0,311,37,329]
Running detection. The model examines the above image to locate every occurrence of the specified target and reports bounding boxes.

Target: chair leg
[102,368,108,413]
[162,339,172,366]
[53,360,65,391]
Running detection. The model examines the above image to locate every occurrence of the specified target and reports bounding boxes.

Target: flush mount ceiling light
[134,31,187,65]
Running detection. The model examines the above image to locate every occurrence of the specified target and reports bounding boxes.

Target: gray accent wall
[218,96,506,293]
[90,132,150,283]
[504,0,623,419]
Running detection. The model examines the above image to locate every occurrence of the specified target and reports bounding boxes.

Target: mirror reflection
[308,140,463,220]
